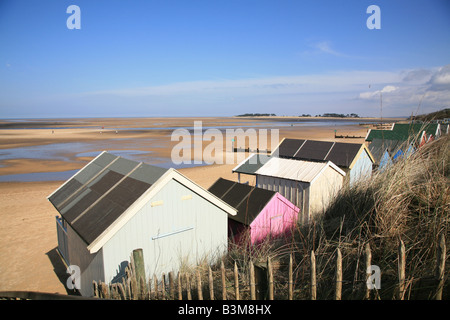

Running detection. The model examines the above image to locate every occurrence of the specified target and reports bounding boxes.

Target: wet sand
[0,116,392,294]
[0,116,373,176]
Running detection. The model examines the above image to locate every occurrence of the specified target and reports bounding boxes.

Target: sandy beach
[0,116,396,294]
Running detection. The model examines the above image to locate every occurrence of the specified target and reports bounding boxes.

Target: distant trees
[236,113,276,117]
[321,113,360,118]
[235,112,361,118]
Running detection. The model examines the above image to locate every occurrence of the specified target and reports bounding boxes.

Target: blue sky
[0,0,449,118]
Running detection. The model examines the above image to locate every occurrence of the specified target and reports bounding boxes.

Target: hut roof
[365,123,440,142]
[48,151,167,245]
[255,157,345,183]
[48,151,237,252]
[232,153,269,175]
[208,178,276,225]
[271,138,373,168]
[368,139,407,164]
[275,138,306,158]
[369,138,415,164]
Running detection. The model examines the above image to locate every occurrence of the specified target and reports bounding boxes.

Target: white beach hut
[253,157,346,223]
[271,138,374,186]
[49,151,236,297]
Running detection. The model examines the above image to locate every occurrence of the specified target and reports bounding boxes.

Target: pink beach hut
[208,178,300,245]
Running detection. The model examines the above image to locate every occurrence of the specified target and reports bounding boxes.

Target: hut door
[270,214,283,237]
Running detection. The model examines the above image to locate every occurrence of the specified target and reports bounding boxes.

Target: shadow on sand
[46,247,81,296]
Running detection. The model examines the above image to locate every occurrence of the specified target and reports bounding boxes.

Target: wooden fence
[93,235,447,300]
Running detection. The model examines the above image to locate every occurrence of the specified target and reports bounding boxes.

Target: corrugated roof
[255,157,345,183]
[48,151,167,245]
[208,178,276,225]
[272,139,368,168]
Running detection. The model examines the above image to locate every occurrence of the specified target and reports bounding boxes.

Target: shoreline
[0,117,373,178]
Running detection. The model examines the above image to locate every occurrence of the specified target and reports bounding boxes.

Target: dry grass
[101,130,449,300]
[221,132,449,299]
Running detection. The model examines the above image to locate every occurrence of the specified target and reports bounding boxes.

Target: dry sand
[0,116,388,294]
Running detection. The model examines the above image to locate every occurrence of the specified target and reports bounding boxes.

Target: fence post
[365,243,372,300]
[221,260,227,300]
[197,269,203,300]
[336,248,342,300]
[234,262,240,300]
[435,234,446,300]
[93,280,99,298]
[132,249,146,290]
[186,273,192,300]
[288,254,293,300]
[267,257,274,300]
[249,261,256,300]
[209,267,214,300]
[310,250,316,300]
[177,272,182,300]
[161,273,166,300]
[398,239,406,300]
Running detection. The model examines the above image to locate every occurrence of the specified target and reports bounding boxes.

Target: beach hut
[270,138,374,186]
[368,139,415,172]
[392,141,415,161]
[208,178,300,245]
[49,151,236,297]
[235,157,346,222]
[365,123,442,145]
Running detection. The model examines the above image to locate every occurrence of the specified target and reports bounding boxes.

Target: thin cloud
[359,85,399,99]
[302,41,357,59]
[88,70,400,97]
[77,66,449,117]
[314,41,344,57]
